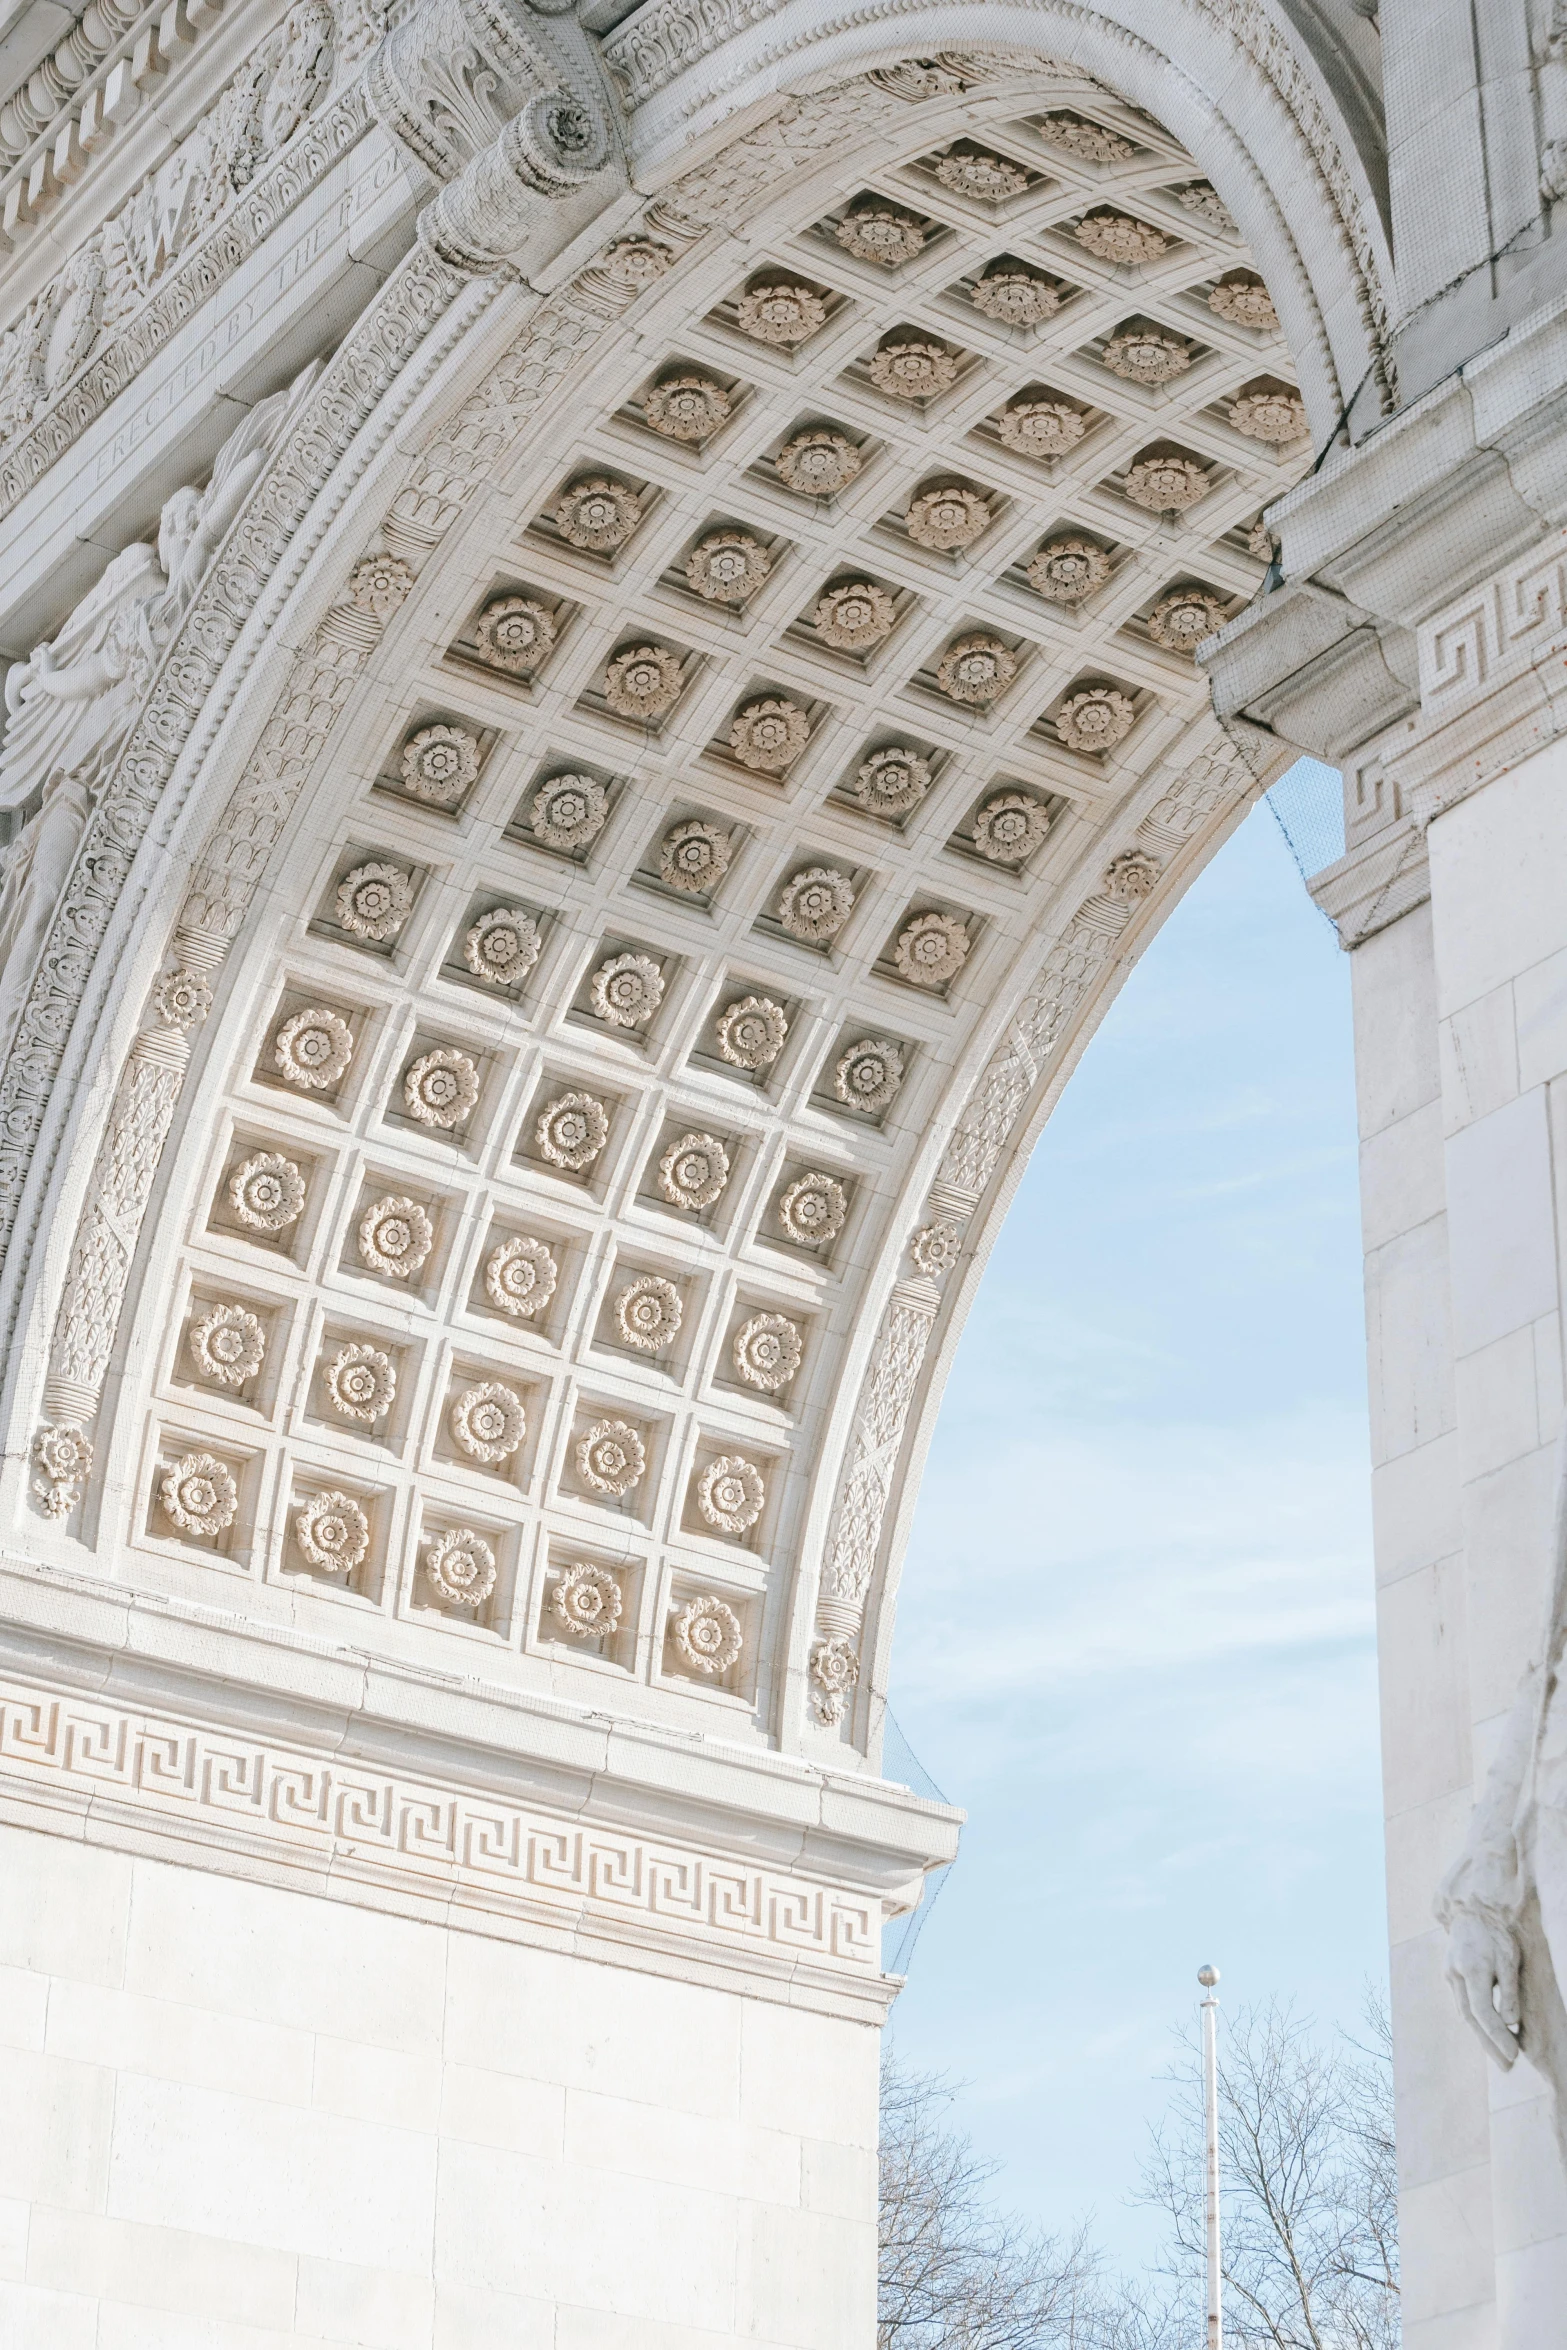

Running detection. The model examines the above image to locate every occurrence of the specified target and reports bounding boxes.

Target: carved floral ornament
[778,865,854,943]
[730,697,809,772]
[229,1152,305,1233]
[996,398,1085,459]
[424,1526,496,1607]
[697,1454,765,1535]
[531,773,607,852]
[834,1037,904,1114]
[1177,183,1237,232]
[1209,275,1279,333]
[733,1311,802,1392]
[659,1131,730,1210]
[774,430,861,497]
[154,968,213,1029]
[1102,326,1192,385]
[474,597,556,675]
[659,819,731,894]
[686,531,770,605]
[936,634,1016,705]
[974,791,1049,864]
[672,1593,744,1676]
[905,485,990,550]
[295,1490,369,1573]
[161,1451,239,1539]
[614,1273,683,1352]
[603,644,684,721]
[970,266,1060,325]
[403,1046,479,1127]
[644,373,730,441]
[778,1170,847,1245]
[1104,848,1162,901]
[735,281,827,345]
[336,862,413,941]
[853,747,931,817]
[34,1424,93,1518]
[486,1234,558,1318]
[1037,114,1134,163]
[1056,686,1137,755]
[325,1342,395,1423]
[835,205,926,266]
[577,1418,646,1495]
[1075,211,1169,267]
[464,908,540,985]
[188,1302,265,1388]
[1028,537,1111,605]
[591,952,664,1028]
[358,1195,434,1279]
[894,911,970,989]
[911,1221,962,1278]
[809,1634,860,1725]
[537,1092,609,1171]
[716,995,788,1070]
[1229,387,1309,444]
[551,1560,623,1639]
[933,147,1029,202]
[813,580,896,650]
[274,1006,352,1090]
[1147,589,1231,654]
[450,1382,526,1465]
[1123,454,1212,513]
[869,338,959,401]
[400,724,480,807]
[554,477,641,551]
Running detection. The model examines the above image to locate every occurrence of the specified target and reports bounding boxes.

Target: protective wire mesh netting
[1267,755,1345,883]
[881,1709,955,1977]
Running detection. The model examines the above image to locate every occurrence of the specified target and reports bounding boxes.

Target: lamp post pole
[1199,1965,1221,2350]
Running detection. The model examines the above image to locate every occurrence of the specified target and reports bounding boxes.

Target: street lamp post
[1199,1965,1221,2350]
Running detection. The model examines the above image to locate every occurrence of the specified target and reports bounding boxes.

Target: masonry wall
[0,1821,879,2347]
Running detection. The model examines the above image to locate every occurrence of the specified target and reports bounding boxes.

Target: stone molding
[0,1668,902,2013]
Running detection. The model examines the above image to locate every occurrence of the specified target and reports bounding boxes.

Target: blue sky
[881,788,1385,2269]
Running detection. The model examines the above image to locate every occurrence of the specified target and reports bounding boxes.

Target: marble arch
[0,0,1564,2341]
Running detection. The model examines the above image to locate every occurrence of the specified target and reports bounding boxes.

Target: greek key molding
[0,1673,888,1996]
[1420,529,1567,713]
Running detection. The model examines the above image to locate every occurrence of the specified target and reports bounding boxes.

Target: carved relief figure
[0,370,316,1037]
[1441,1427,1567,2168]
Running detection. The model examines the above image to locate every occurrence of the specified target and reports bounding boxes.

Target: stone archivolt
[28,47,1301,1766]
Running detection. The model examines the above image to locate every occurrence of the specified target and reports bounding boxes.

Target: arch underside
[10,40,1329,1769]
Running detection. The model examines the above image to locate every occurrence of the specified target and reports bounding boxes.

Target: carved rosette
[911,1221,962,1278]
[554,477,641,551]
[531,773,607,851]
[552,1561,623,1639]
[775,430,861,496]
[1056,688,1137,754]
[1103,327,1191,385]
[274,1007,353,1090]
[325,1342,396,1423]
[869,339,958,401]
[576,1419,646,1496]
[337,862,414,941]
[1229,387,1308,444]
[603,645,684,721]
[188,1302,266,1388]
[160,1451,239,1539]
[450,1382,526,1464]
[813,581,896,651]
[1209,275,1278,332]
[894,912,970,989]
[350,555,415,617]
[486,1235,558,1319]
[404,1046,480,1128]
[852,747,931,817]
[834,1038,905,1114]
[590,952,664,1029]
[474,596,556,675]
[1147,590,1231,654]
[970,266,1059,325]
[644,373,730,441]
[835,206,925,266]
[1177,182,1237,232]
[536,1092,609,1171]
[936,635,1016,705]
[686,531,771,605]
[1103,848,1162,901]
[716,995,787,1070]
[424,1526,497,1608]
[697,1455,765,1535]
[659,820,731,895]
[733,1311,802,1393]
[907,485,992,551]
[997,398,1086,459]
[32,1425,92,1519]
[153,968,213,1028]
[934,148,1028,201]
[295,1491,370,1573]
[1075,211,1168,265]
[1028,537,1111,604]
[1122,455,1210,513]
[229,1153,305,1233]
[736,280,827,346]
[614,1273,683,1352]
[778,866,855,943]
[464,908,540,985]
[672,1593,744,1676]
[658,1132,730,1211]
[730,698,809,772]
[973,792,1049,864]
[809,1634,861,1725]
[401,723,480,806]
[778,1171,847,1246]
[358,1195,434,1279]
